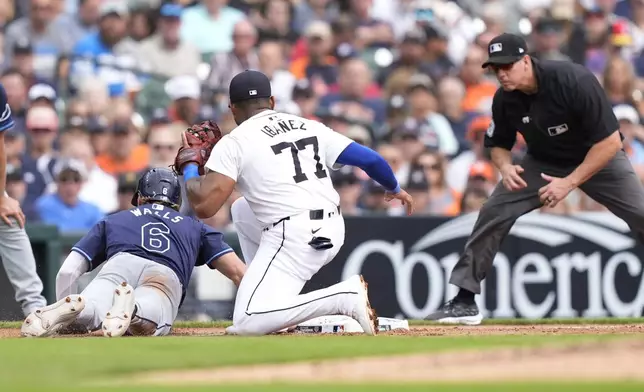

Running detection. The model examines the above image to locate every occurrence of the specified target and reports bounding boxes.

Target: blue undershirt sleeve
[336,142,400,193]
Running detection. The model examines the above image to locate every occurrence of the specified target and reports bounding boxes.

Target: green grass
[25,383,644,392]
[9,383,643,392]
[0,333,631,391]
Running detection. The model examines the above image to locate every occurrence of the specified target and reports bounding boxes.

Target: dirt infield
[131,338,644,384]
[172,323,644,336]
[1,323,643,338]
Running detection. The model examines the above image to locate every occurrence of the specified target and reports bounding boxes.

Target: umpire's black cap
[481,33,528,68]
[229,70,272,104]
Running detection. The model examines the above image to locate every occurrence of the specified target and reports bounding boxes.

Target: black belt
[265,206,341,230]
[309,205,341,220]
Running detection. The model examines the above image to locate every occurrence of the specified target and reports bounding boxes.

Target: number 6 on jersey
[271,136,328,183]
[141,222,171,254]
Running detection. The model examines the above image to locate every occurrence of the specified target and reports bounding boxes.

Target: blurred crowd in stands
[3,0,644,234]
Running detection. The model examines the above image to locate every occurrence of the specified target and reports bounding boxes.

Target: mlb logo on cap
[481,33,529,68]
[229,70,272,104]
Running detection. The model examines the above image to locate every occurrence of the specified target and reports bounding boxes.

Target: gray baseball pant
[450,150,644,294]
[0,219,47,315]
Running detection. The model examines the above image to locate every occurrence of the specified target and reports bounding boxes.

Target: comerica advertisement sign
[303,212,644,320]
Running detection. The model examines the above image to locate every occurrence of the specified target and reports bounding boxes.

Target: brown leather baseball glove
[172,120,223,176]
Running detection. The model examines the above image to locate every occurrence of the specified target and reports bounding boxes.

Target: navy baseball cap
[150,107,171,125]
[229,70,272,104]
[13,37,32,54]
[6,163,22,182]
[481,33,528,68]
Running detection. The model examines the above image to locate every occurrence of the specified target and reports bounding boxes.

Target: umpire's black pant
[450,150,644,294]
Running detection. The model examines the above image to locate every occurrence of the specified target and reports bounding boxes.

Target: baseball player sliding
[173,70,414,336]
[21,168,246,337]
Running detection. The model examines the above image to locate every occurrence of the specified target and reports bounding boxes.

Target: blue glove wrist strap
[183,164,199,181]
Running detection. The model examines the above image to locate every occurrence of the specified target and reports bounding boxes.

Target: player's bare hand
[538,174,574,208]
[385,189,414,216]
[0,195,25,228]
[500,164,527,191]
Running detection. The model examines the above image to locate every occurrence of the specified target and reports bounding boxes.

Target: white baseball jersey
[205,110,353,226]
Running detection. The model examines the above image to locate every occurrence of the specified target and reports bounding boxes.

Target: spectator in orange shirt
[289,21,338,85]
[466,160,498,195]
[95,119,149,176]
[459,44,498,114]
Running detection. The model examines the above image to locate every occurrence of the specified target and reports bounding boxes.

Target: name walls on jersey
[261,119,307,138]
[130,204,184,224]
[302,213,644,320]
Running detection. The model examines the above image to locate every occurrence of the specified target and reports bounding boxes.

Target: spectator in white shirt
[60,137,118,214]
[137,3,201,78]
[258,40,297,114]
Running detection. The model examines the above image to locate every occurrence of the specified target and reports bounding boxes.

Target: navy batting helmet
[131,168,182,210]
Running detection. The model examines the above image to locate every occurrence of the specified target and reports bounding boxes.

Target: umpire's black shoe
[425,298,483,325]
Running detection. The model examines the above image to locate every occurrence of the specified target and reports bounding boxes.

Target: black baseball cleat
[425,298,483,325]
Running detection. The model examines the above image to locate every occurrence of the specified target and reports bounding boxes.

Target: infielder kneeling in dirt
[174,71,414,336]
[21,168,246,338]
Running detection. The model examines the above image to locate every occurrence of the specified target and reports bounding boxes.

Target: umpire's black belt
[265,206,341,230]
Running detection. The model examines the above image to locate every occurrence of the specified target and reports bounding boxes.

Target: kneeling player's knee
[230,314,269,336]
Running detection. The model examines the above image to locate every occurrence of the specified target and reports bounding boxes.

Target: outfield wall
[1,211,642,321]
[302,211,644,320]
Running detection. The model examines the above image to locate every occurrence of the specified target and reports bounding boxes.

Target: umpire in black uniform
[427,33,643,324]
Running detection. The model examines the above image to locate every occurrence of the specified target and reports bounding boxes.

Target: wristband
[390,184,401,194]
[183,164,199,181]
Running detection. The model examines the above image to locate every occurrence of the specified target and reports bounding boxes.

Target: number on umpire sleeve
[141,222,171,254]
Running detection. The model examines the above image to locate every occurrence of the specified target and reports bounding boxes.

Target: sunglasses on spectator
[29,127,55,134]
[420,163,441,171]
[400,134,419,141]
[151,144,178,152]
[32,4,52,11]
[58,174,82,183]
[233,33,254,39]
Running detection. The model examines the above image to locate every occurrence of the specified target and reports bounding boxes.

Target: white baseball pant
[75,252,182,336]
[226,197,364,336]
